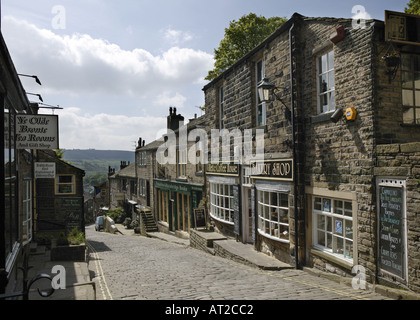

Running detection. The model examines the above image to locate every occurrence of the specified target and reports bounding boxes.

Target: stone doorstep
[213,239,293,271]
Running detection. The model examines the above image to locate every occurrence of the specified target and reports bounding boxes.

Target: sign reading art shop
[250,159,293,181]
[15,114,59,150]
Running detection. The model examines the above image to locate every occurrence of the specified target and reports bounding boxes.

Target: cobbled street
[86,225,389,302]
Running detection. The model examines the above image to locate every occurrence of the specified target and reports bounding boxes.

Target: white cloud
[163,28,194,45]
[2,16,213,97]
[154,92,187,108]
[46,107,167,150]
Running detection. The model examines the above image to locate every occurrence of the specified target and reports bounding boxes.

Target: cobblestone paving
[86,225,389,301]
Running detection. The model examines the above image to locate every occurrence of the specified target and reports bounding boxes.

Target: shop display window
[257,190,289,242]
[210,182,234,224]
[313,196,354,262]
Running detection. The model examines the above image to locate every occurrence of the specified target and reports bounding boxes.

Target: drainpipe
[289,23,299,270]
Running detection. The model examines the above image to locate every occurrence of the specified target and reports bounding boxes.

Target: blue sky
[1,0,409,150]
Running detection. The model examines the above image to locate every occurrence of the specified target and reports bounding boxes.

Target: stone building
[153,108,206,236]
[108,161,137,220]
[35,150,85,235]
[202,12,420,293]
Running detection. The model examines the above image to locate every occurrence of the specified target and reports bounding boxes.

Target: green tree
[206,13,287,81]
[405,0,420,15]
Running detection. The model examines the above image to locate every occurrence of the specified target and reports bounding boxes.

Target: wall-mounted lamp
[26,92,43,102]
[18,74,42,85]
[257,77,292,120]
[330,108,344,123]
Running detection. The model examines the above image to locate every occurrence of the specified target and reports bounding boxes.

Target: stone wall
[301,19,378,279]
[375,142,420,293]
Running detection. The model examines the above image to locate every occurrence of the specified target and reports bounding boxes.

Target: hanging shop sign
[385,10,420,46]
[15,114,59,150]
[250,159,293,182]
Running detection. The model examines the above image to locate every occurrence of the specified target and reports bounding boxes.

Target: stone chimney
[167,107,184,132]
[120,161,130,170]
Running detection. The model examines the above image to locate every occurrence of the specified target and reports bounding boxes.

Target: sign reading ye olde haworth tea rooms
[16,114,59,150]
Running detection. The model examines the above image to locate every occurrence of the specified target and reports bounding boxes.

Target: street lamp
[26,92,43,102]
[257,77,291,121]
[257,77,275,103]
[18,74,42,85]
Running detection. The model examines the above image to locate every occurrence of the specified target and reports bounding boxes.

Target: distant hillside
[62,149,135,191]
[62,149,135,162]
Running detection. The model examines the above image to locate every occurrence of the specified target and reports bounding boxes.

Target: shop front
[154,179,203,234]
[250,159,295,264]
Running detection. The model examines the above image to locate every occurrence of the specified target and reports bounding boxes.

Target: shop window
[256,59,266,126]
[312,197,353,262]
[401,53,420,125]
[4,107,18,264]
[210,182,234,224]
[22,179,32,245]
[317,49,335,114]
[55,175,75,194]
[257,190,289,242]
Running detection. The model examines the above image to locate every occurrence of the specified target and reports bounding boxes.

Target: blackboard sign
[55,197,83,232]
[378,186,405,279]
[194,208,206,229]
[233,185,240,236]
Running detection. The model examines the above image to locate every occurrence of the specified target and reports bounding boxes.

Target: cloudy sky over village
[1,0,406,151]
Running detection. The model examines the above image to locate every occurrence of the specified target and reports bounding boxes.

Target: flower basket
[383,54,400,68]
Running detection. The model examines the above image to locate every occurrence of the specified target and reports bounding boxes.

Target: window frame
[55,174,76,195]
[22,179,32,245]
[401,53,420,125]
[209,182,234,224]
[177,147,187,178]
[312,196,354,263]
[256,59,267,126]
[257,190,290,243]
[316,49,335,114]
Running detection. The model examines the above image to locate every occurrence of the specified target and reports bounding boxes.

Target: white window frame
[22,179,32,245]
[139,179,146,196]
[138,151,147,166]
[209,182,234,224]
[257,190,289,243]
[177,148,187,178]
[256,59,266,126]
[317,49,335,114]
[312,196,354,263]
[55,174,76,195]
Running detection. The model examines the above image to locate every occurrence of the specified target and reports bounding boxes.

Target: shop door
[242,187,254,244]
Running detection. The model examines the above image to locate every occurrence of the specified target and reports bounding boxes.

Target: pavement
[25,224,420,300]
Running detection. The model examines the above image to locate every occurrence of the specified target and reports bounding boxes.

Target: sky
[1,0,409,151]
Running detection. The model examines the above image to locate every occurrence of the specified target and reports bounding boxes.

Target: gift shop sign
[16,115,59,150]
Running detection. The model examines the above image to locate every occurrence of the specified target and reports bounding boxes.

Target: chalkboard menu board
[378,186,405,279]
[55,197,83,232]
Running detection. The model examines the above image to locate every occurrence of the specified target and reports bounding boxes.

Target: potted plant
[50,228,87,262]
